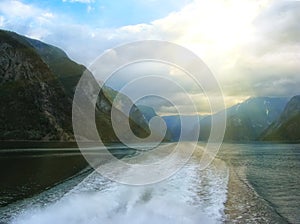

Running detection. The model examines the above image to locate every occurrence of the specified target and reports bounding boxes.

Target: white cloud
[0,0,55,39]
[0,0,39,19]
[62,0,95,3]
[0,15,4,27]
[42,12,54,19]
[0,0,299,113]
[87,5,94,13]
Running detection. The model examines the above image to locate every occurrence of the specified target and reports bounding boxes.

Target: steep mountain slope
[16,33,87,98]
[0,30,73,140]
[199,97,289,142]
[262,95,300,141]
[101,87,150,136]
[0,30,149,143]
[97,87,151,141]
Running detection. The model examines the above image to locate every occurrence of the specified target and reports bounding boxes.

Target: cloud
[221,1,300,98]
[62,0,95,3]
[111,0,300,111]
[254,1,300,44]
[0,0,39,19]
[0,0,55,39]
[0,15,4,27]
[0,0,299,114]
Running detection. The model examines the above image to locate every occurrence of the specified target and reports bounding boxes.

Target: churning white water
[6,143,229,224]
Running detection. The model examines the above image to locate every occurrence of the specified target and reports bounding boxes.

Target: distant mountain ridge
[199,97,289,142]
[0,30,150,143]
[162,115,203,141]
[139,97,290,142]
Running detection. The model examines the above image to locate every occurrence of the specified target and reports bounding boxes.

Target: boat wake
[3,144,229,224]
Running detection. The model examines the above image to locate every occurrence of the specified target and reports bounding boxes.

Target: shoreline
[224,164,287,223]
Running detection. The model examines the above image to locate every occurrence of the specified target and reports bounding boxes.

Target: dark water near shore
[0,146,137,207]
[218,143,300,224]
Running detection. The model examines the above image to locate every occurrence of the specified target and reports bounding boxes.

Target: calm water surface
[218,143,300,224]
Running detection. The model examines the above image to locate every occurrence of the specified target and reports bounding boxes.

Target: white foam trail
[9,145,229,224]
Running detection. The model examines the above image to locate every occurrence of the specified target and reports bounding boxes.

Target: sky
[0,0,299,115]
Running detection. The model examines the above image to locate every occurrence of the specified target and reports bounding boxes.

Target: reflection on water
[0,147,137,207]
[0,151,88,207]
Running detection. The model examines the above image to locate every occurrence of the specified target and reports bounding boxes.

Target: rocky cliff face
[262,95,300,141]
[0,30,74,141]
[0,30,149,142]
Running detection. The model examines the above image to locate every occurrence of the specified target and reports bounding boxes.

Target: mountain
[162,115,204,141]
[199,97,289,142]
[136,105,173,141]
[97,87,151,141]
[262,95,300,141]
[136,105,157,121]
[0,30,149,143]
[0,30,74,140]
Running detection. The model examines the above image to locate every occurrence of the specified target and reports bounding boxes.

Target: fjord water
[218,143,300,224]
[0,143,229,224]
[0,143,299,223]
